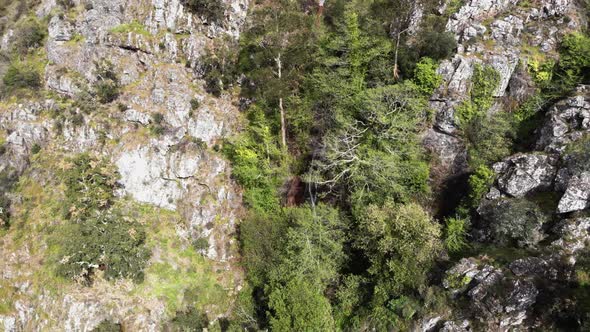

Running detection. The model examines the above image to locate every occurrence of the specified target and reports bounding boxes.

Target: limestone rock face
[493,154,558,197]
[537,90,590,153]
[552,217,590,255]
[0,0,249,330]
[425,0,580,193]
[557,172,590,213]
[443,258,539,331]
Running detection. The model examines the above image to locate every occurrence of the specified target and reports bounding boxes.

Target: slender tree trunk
[275,52,287,148]
[280,97,286,148]
[393,28,410,81]
[316,0,325,26]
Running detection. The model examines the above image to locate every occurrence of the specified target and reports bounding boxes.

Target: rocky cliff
[0,0,248,330]
[419,0,590,330]
[0,0,589,330]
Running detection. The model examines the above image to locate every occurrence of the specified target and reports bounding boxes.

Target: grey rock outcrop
[537,91,590,153]
[557,172,590,213]
[493,153,558,197]
[552,217,590,255]
[443,258,539,331]
[477,198,547,247]
[425,0,580,198]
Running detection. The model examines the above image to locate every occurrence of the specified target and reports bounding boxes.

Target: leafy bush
[268,278,336,331]
[527,59,554,87]
[11,16,46,54]
[357,202,442,295]
[190,98,200,110]
[62,154,118,221]
[150,112,165,136]
[92,320,122,332]
[109,21,149,36]
[2,62,42,92]
[170,307,209,331]
[455,64,500,126]
[95,81,119,104]
[94,62,120,103]
[55,209,150,282]
[183,0,226,23]
[416,31,457,61]
[444,216,469,253]
[200,43,237,96]
[480,198,548,248]
[413,57,442,95]
[466,112,515,167]
[30,143,41,154]
[57,0,76,10]
[555,32,590,88]
[224,107,286,213]
[467,165,495,207]
[0,194,10,229]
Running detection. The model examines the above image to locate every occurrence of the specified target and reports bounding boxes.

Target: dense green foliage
[55,154,149,283]
[91,320,122,332]
[62,154,118,221]
[170,307,210,331]
[444,216,469,253]
[94,62,120,104]
[2,61,42,92]
[183,0,226,23]
[228,1,448,329]
[11,16,46,54]
[414,57,443,95]
[56,210,150,282]
[455,64,500,127]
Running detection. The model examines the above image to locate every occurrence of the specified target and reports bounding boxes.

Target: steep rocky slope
[418,0,590,330]
[0,0,248,330]
[0,0,589,330]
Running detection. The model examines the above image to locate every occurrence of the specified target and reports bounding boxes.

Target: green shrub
[94,62,120,104]
[62,154,118,221]
[466,112,515,167]
[183,0,226,23]
[200,43,237,96]
[109,21,149,36]
[152,112,164,124]
[416,31,457,61]
[170,307,209,331]
[95,80,119,104]
[444,216,469,253]
[480,198,548,248]
[2,62,42,92]
[468,165,495,207]
[527,58,554,87]
[91,320,122,332]
[74,91,99,114]
[455,64,500,126]
[190,98,200,110]
[30,143,41,154]
[55,210,150,282]
[150,113,165,136]
[57,0,75,10]
[0,194,10,229]
[11,16,46,54]
[413,57,442,95]
[555,32,590,87]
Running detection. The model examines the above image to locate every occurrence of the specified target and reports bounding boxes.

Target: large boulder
[557,172,590,213]
[537,91,590,153]
[493,153,558,197]
[443,258,539,330]
[477,198,548,247]
[552,217,590,255]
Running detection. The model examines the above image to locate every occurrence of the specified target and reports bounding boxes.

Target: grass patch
[109,21,150,36]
